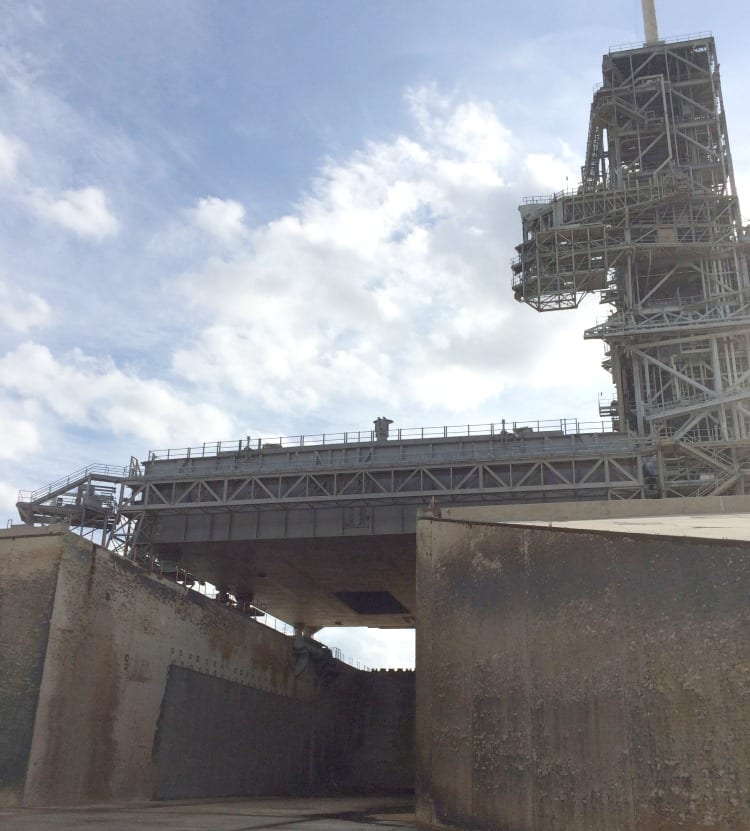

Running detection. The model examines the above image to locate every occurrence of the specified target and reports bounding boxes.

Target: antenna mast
[641,0,660,43]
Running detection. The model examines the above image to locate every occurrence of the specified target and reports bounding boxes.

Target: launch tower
[512,29,750,495]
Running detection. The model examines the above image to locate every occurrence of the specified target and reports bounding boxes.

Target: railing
[661,425,750,446]
[144,418,618,462]
[644,386,750,420]
[522,188,577,206]
[608,31,712,53]
[585,298,750,339]
[17,463,127,504]
[123,557,373,669]
[521,172,724,218]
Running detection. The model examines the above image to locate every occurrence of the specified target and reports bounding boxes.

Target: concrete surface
[170,534,418,630]
[0,796,416,830]
[0,527,61,807]
[515,511,750,539]
[416,507,750,831]
[438,492,750,525]
[0,527,414,807]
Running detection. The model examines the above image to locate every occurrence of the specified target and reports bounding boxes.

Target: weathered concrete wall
[0,527,414,806]
[152,666,313,798]
[0,527,62,807]
[440,492,750,524]
[348,670,414,792]
[416,515,750,831]
[320,669,415,793]
[152,666,415,799]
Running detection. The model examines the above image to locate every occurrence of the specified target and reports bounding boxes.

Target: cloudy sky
[2,0,748,666]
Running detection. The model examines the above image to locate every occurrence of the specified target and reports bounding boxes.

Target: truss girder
[120,452,645,514]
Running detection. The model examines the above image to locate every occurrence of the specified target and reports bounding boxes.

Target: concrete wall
[439,492,750,524]
[0,527,414,806]
[152,667,415,799]
[0,528,61,807]
[331,669,415,793]
[416,515,750,831]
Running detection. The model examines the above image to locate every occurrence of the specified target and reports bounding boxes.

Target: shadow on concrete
[0,795,417,831]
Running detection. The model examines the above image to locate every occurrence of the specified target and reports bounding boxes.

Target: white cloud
[0,481,22,526]
[28,186,120,239]
[190,196,247,246]
[167,85,602,425]
[0,398,41,460]
[524,144,581,192]
[317,627,415,669]
[0,80,607,539]
[736,172,750,224]
[0,131,23,183]
[407,85,511,163]
[411,365,509,411]
[0,277,51,332]
[0,342,232,447]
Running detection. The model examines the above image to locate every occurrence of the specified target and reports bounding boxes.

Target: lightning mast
[512,5,750,495]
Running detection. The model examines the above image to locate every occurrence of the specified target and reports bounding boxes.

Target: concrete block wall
[0,526,414,806]
[416,515,750,831]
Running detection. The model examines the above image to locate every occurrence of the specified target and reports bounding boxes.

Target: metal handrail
[144,418,617,462]
[130,438,652,484]
[609,31,712,53]
[17,463,127,504]
[586,299,750,338]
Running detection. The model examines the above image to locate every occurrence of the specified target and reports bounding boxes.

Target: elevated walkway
[16,464,127,529]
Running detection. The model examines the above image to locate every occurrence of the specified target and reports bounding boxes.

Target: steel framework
[14,34,750,615]
[17,421,656,558]
[512,34,750,494]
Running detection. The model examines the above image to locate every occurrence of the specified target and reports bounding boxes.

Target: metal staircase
[16,463,127,536]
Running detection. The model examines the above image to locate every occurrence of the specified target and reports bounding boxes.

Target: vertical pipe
[711,336,729,440]
[641,0,659,44]
[633,355,646,436]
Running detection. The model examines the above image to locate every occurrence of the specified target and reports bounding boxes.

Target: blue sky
[2,0,748,666]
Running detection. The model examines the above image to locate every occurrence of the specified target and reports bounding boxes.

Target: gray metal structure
[15,30,750,628]
[512,32,750,496]
[17,418,654,628]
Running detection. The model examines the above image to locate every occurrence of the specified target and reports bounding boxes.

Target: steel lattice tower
[512,33,750,495]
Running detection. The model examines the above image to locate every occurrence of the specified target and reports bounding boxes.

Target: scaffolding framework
[513,35,750,494]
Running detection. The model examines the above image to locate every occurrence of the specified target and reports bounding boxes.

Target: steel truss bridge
[17,418,643,543]
[15,413,741,630]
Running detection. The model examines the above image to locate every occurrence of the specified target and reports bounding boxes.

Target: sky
[2,0,749,667]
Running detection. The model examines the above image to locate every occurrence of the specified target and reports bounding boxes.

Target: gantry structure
[17,419,652,628]
[512,31,750,494]
[15,25,750,630]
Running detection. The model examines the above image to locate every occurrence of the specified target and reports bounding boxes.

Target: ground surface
[0,796,417,830]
